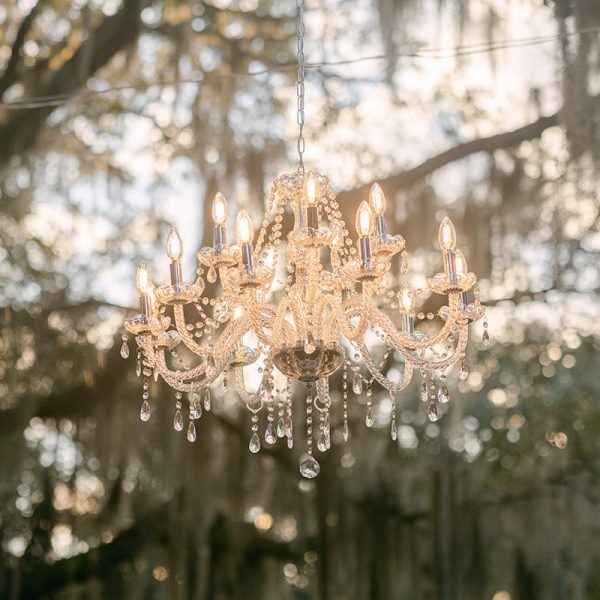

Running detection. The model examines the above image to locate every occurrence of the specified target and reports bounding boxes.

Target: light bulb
[166,227,183,261]
[306,173,318,207]
[136,261,152,295]
[400,284,415,313]
[454,249,468,275]
[438,217,456,251]
[212,192,228,225]
[369,183,386,215]
[356,201,374,237]
[236,210,254,245]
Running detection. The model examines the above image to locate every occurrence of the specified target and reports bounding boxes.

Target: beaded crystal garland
[121,170,488,478]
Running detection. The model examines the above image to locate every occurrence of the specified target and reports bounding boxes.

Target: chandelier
[121,0,488,478]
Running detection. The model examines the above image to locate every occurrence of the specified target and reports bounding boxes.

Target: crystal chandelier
[121,0,488,478]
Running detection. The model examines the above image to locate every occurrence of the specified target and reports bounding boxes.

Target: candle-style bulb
[438,217,456,251]
[236,210,254,245]
[166,227,183,260]
[369,183,386,216]
[356,201,374,237]
[454,249,467,275]
[212,192,228,225]
[136,261,152,295]
[400,284,415,314]
[306,173,318,207]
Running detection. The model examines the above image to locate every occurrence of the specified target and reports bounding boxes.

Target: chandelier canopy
[121,1,488,478]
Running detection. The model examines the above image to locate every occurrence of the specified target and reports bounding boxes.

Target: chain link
[296,0,306,172]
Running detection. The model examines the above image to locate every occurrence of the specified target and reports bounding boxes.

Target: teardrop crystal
[324,428,331,449]
[428,401,439,422]
[202,388,211,411]
[317,432,327,452]
[120,342,129,359]
[352,377,363,395]
[287,435,294,449]
[186,421,197,442]
[343,420,350,442]
[140,400,151,422]
[420,380,428,402]
[277,418,286,438]
[482,330,490,346]
[437,383,450,404]
[249,432,261,453]
[207,266,217,283]
[265,422,276,445]
[390,418,397,440]
[299,454,320,479]
[365,406,374,427]
[173,409,184,431]
[190,401,202,420]
[458,361,469,380]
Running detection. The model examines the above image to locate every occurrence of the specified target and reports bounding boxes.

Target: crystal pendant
[186,421,197,442]
[437,383,450,404]
[249,432,261,453]
[324,428,331,450]
[277,418,286,438]
[202,389,211,411]
[140,400,151,422]
[173,409,184,431]
[365,406,374,427]
[190,401,202,420]
[428,401,439,422]
[352,377,362,395]
[317,432,327,452]
[390,418,397,441]
[299,454,320,478]
[265,422,276,445]
[458,361,469,380]
[207,266,217,283]
[287,435,294,449]
[120,342,129,359]
[482,329,490,346]
[343,420,350,442]
[136,360,142,377]
[420,380,428,402]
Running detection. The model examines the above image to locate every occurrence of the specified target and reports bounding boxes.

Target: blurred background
[1,0,599,598]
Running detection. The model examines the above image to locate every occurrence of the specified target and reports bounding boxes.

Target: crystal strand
[428,374,439,422]
[140,375,151,421]
[173,393,184,431]
[365,382,374,427]
[482,313,490,346]
[419,372,428,402]
[222,372,228,391]
[299,384,320,478]
[249,413,260,453]
[276,398,286,438]
[286,379,294,448]
[120,334,129,359]
[265,401,276,445]
[390,390,397,440]
[136,349,142,377]
[342,361,349,441]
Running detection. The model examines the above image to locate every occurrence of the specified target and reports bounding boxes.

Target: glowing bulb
[233,305,244,319]
[356,201,374,237]
[454,249,468,275]
[166,227,183,261]
[438,217,456,251]
[136,261,152,295]
[212,192,228,225]
[306,173,318,207]
[236,210,254,245]
[400,284,415,313]
[369,183,386,215]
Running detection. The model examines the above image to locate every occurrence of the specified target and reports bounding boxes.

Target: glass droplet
[202,388,211,411]
[352,377,363,395]
[265,422,276,445]
[365,406,374,427]
[187,421,197,442]
[458,361,469,380]
[420,380,428,402]
[173,409,184,431]
[437,383,450,404]
[207,266,217,283]
[190,401,202,420]
[120,342,129,359]
[287,435,294,449]
[324,429,331,450]
[140,400,151,422]
[299,454,320,479]
[249,432,261,453]
[390,418,397,441]
[482,329,490,346]
[304,334,316,355]
[317,432,327,452]
[343,420,349,442]
[277,418,286,438]
[428,401,439,422]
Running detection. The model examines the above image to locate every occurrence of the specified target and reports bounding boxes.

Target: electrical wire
[1,26,598,111]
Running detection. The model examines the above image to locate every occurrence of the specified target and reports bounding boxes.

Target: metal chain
[296,0,306,172]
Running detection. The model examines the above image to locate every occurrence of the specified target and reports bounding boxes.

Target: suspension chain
[296,0,306,172]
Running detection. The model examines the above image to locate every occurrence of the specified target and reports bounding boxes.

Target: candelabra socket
[169,259,183,289]
[241,242,254,273]
[359,236,372,266]
[402,314,414,336]
[306,205,319,230]
[443,249,456,285]
[139,294,151,320]
[213,225,226,254]
[375,215,387,242]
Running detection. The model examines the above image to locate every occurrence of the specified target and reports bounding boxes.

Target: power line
[1,26,598,111]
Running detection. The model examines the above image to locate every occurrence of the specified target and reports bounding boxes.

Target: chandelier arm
[173,304,211,356]
[335,293,374,341]
[356,341,414,393]
[233,366,262,412]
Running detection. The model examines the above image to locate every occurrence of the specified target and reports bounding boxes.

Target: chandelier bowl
[272,341,345,382]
